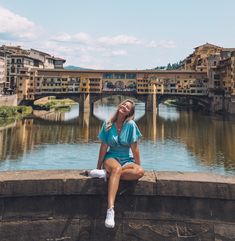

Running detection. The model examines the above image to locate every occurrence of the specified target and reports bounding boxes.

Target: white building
[0,57,6,93]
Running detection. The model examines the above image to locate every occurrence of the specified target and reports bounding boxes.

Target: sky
[0,0,235,70]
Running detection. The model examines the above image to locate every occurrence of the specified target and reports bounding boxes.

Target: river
[0,97,234,175]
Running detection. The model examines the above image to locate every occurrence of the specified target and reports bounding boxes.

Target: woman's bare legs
[121,163,144,180]
[103,159,144,228]
[104,158,122,209]
[104,160,144,208]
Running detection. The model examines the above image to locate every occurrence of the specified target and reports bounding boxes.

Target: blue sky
[0,0,234,69]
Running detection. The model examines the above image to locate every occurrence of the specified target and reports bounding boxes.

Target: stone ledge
[0,170,234,200]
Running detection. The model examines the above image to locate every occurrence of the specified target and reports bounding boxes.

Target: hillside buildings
[181,43,235,112]
[0,45,65,93]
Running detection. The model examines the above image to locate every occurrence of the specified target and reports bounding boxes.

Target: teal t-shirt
[98,120,142,162]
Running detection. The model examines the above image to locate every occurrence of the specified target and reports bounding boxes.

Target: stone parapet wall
[0,170,234,241]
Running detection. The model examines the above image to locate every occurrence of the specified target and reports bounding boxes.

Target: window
[114,73,125,79]
[126,73,136,79]
[103,73,113,79]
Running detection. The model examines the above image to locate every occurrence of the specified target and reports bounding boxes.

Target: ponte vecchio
[17,69,210,113]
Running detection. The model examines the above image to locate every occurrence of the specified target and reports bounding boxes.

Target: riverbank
[34,97,77,111]
[164,99,195,108]
[0,106,32,127]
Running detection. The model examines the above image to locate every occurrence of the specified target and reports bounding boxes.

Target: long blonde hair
[106,99,135,131]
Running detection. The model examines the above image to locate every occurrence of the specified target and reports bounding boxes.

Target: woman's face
[118,101,133,117]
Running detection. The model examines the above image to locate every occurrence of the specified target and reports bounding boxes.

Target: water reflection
[158,104,180,121]
[0,99,234,174]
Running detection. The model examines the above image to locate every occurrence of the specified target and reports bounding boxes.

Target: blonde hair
[106,99,135,131]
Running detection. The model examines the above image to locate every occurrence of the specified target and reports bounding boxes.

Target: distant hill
[64,65,92,70]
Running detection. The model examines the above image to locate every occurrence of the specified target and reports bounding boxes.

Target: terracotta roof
[35,69,207,75]
[30,48,51,56]
[194,43,222,49]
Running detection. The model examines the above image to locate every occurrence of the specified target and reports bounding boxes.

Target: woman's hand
[131,142,141,165]
[96,142,108,169]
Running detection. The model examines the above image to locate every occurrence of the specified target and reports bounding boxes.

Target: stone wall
[228,101,235,114]
[0,170,234,241]
[0,94,17,107]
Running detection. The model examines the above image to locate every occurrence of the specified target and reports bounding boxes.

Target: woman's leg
[121,163,144,181]
[103,158,122,209]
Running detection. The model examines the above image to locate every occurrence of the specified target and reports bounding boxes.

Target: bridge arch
[32,92,211,113]
[157,94,211,110]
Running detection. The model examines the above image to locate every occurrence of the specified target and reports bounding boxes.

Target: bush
[0,106,32,120]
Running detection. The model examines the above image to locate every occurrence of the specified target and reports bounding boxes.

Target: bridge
[33,91,211,116]
[18,69,211,112]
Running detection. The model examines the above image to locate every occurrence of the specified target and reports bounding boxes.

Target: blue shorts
[104,156,135,167]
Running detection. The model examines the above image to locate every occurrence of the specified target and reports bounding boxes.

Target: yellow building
[17,69,208,101]
[182,43,222,72]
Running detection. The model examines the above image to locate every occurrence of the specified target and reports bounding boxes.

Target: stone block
[214,223,235,241]
[93,218,123,241]
[63,178,107,195]
[53,195,106,219]
[0,179,64,197]
[78,219,95,241]
[155,171,235,200]
[122,219,214,241]
[120,196,213,221]
[3,196,54,221]
[0,219,80,241]
[0,198,3,220]
[209,199,235,222]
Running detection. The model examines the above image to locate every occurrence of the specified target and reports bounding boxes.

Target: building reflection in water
[0,100,234,173]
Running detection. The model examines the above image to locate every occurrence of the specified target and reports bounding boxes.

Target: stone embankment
[0,170,234,241]
[0,94,17,107]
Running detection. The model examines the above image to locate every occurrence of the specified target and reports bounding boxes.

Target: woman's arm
[131,142,141,165]
[96,142,109,169]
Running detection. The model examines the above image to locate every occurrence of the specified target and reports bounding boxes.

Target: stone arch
[157,94,211,110]
[90,92,147,104]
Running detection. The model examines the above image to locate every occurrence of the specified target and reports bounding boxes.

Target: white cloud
[0,6,39,40]
[52,32,92,45]
[101,49,128,57]
[73,32,92,44]
[110,50,127,56]
[51,33,71,42]
[98,35,141,46]
[147,40,176,49]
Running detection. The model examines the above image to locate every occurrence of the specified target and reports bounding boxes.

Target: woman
[95,99,144,228]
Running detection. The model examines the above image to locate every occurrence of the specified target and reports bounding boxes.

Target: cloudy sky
[0,0,235,69]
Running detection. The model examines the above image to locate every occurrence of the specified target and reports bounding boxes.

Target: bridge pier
[146,93,158,112]
[145,111,157,142]
[79,93,93,114]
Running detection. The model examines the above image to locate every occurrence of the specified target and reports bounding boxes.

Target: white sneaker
[88,169,107,181]
[105,208,115,228]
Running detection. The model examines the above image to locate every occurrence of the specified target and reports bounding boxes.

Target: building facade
[17,69,208,101]
[182,43,223,72]
[0,45,66,93]
[0,57,6,93]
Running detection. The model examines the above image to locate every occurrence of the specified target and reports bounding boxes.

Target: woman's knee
[137,166,144,178]
[111,166,122,175]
